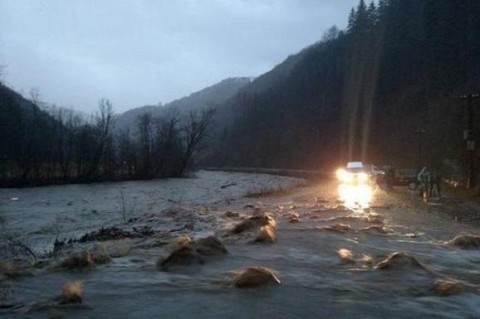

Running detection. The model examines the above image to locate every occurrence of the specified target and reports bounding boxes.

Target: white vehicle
[336,161,370,185]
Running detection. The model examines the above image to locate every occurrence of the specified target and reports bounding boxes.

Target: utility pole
[416,129,425,169]
[461,93,479,188]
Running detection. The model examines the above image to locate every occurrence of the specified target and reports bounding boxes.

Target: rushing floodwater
[0,170,303,253]
[1,171,480,318]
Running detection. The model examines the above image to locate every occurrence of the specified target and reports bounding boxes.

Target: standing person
[417,167,431,199]
[430,169,442,197]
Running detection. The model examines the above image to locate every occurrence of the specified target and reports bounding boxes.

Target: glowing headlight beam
[358,172,369,183]
[336,168,347,181]
[338,183,372,209]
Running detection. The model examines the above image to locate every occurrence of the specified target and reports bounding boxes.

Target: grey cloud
[0,0,359,113]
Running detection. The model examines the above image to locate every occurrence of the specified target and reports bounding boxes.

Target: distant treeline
[208,0,480,180]
[0,84,214,187]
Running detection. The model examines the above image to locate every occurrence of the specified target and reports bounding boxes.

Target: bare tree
[47,106,83,180]
[85,98,115,180]
[136,112,154,178]
[118,128,136,177]
[152,108,181,176]
[179,107,215,175]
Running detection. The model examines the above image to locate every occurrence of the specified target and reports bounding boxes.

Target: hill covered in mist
[116,77,252,132]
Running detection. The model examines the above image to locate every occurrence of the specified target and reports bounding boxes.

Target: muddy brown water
[1,172,480,318]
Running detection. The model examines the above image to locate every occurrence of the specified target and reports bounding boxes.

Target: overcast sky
[1,0,359,114]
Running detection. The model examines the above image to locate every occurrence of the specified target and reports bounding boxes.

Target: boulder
[157,246,204,270]
[194,236,228,256]
[361,225,393,235]
[166,235,192,253]
[431,278,465,296]
[288,212,300,223]
[367,213,384,224]
[58,250,94,269]
[321,224,351,233]
[158,236,227,270]
[0,262,31,279]
[91,245,112,264]
[234,267,281,288]
[231,219,256,234]
[337,249,355,264]
[225,211,240,218]
[55,281,83,305]
[255,226,276,243]
[447,235,480,249]
[360,254,374,267]
[374,252,428,271]
[231,214,276,234]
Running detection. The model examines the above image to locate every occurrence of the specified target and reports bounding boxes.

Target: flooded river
[1,171,480,318]
[0,170,302,253]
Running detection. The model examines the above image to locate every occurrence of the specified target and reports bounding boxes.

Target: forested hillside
[208,0,480,179]
[0,84,214,187]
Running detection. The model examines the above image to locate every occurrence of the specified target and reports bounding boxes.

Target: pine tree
[348,8,356,32]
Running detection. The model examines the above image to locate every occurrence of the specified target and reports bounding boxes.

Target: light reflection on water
[338,183,372,209]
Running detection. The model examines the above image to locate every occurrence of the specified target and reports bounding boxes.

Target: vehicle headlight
[336,169,347,181]
[337,168,352,183]
[344,172,354,183]
[358,172,369,183]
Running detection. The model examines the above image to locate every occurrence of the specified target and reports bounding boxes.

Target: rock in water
[231,214,276,234]
[91,245,111,264]
[225,211,240,218]
[157,246,203,270]
[337,248,355,264]
[361,225,393,235]
[321,224,351,233]
[288,212,300,223]
[231,219,256,234]
[367,213,384,224]
[234,267,281,288]
[264,214,277,229]
[255,226,276,243]
[0,262,31,279]
[431,278,465,296]
[55,281,83,305]
[194,236,228,256]
[447,235,480,249]
[374,252,427,271]
[159,236,227,270]
[58,250,94,269]
[166,235,192,253]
